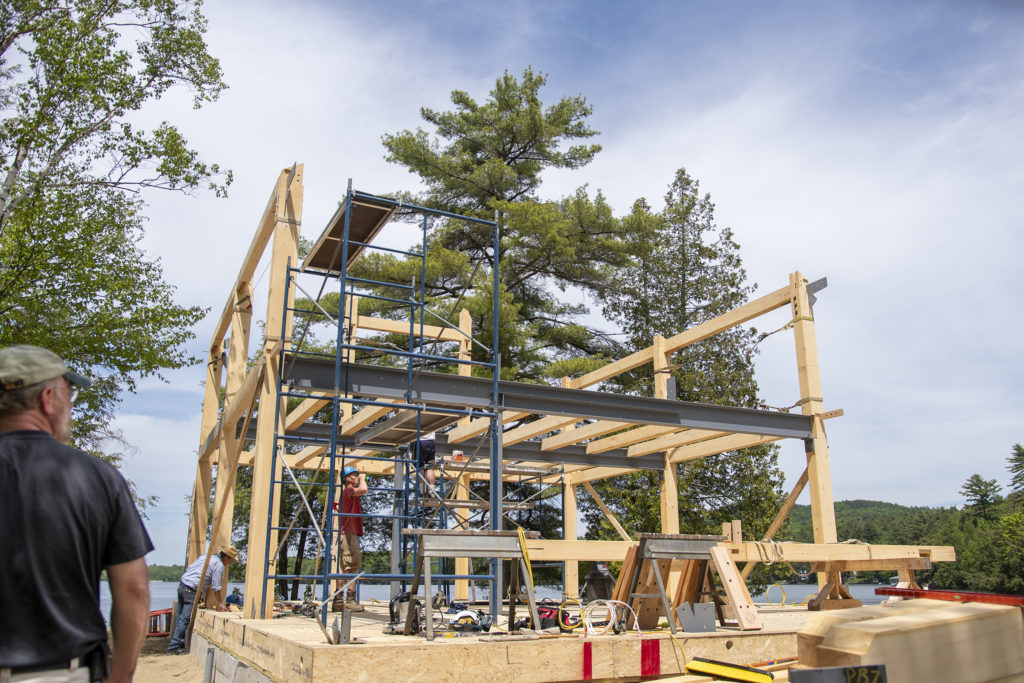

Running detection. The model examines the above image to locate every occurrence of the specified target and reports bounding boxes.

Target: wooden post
[454,308,473,601]
[564,482,579,598]
[791,272,837,592]
[187,345,223,563]
[243,166,302,619]
[212,285,252,553]
[654,334,680,534]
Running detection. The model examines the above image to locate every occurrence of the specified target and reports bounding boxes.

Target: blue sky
[113,0,1024,565]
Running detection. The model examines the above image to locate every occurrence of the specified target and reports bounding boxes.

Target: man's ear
[38,383,61,417]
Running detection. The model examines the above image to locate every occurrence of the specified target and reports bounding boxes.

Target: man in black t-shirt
[0,345,154,682]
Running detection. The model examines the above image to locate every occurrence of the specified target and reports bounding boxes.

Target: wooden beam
[502,415,577,446]
[212,284,253,552]
[564,483,580,598]
[446,411,528,444]
[244,166,302,620]
[563,284,791,391]
[234,447,379,470]
[586,425,680,454]
[810,558,932,572]
[583,482,632,542]
[627,428,727,458]
[188,345,223,563]
[199,351,271,460]
[525,539,634,562]
[284,395,331,432]
[340,400,397,435]
[790,271,838,557]
[355,316,463,342]
[568,466,641,485]
[668,433,782,463]
[212,167,295,346]
[722,542,956,563]
[653,334,679,534]
[565,347,655,390]
[661,284,792,356]
[541,419,630,451]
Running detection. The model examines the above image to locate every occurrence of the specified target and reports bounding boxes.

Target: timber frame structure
[185,166,953,623]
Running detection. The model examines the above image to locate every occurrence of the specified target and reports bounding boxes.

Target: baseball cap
[0,345,92,391]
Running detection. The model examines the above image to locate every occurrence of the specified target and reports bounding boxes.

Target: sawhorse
[624,533,761,633]
[402,529,541,640]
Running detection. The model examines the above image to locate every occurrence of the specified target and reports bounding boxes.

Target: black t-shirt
[0,430,154,668]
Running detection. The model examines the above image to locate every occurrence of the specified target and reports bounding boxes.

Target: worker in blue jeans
[167,546,238,653]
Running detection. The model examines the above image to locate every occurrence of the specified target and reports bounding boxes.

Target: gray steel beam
[284,355,813,439]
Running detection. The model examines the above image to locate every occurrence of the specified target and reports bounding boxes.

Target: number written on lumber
[790,664,887,683]
[844,666,886,683]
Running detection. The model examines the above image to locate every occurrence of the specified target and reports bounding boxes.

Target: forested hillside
[781,472,1024,595]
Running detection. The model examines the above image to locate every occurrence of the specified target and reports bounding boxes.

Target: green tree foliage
[1007,443,1024,498]
[0,1,229,467]
[583,170,785,591]
[363,67,630,380]
[960,473,1002,520]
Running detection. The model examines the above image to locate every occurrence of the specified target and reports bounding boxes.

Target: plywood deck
[193,604,806,682]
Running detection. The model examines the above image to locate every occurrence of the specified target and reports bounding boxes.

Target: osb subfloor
[188,602,810,682]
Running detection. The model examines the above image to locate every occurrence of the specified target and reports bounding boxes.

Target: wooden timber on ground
[795,598,1024,682]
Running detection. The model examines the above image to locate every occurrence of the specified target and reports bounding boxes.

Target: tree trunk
[291,528,308,600]
[277,539,290,600]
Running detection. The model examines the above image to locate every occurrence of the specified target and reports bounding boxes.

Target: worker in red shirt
[333,465,367,612]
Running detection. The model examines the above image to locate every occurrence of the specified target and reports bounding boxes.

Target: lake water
[99,580,887,623]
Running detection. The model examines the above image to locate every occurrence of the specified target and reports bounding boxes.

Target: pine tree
[960,474,1003,520]
[1007,443,1024,497]
[350,68,631,380]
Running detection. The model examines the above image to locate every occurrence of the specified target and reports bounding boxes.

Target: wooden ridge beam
[563,284,792,391]
[662,285,792,356]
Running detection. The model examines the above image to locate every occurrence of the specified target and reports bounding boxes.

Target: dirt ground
[133,635,203,682]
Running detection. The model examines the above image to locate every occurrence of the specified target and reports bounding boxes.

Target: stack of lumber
[795,598,1024,682]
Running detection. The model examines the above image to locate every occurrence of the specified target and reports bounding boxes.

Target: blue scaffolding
[259,182,505,624]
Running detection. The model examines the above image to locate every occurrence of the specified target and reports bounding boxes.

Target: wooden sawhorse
[624,533,761,633]
[402,528,541,640]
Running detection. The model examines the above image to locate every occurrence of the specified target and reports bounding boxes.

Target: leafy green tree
[364,67,630,380]
[585,170,785,590]
[1007,443,1024,498]
[960,474,1002,520]
[0,1,229,467]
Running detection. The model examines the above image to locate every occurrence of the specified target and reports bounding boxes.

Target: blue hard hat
[341,465,358,478]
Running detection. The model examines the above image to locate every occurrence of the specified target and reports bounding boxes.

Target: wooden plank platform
[193,604,800,682]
